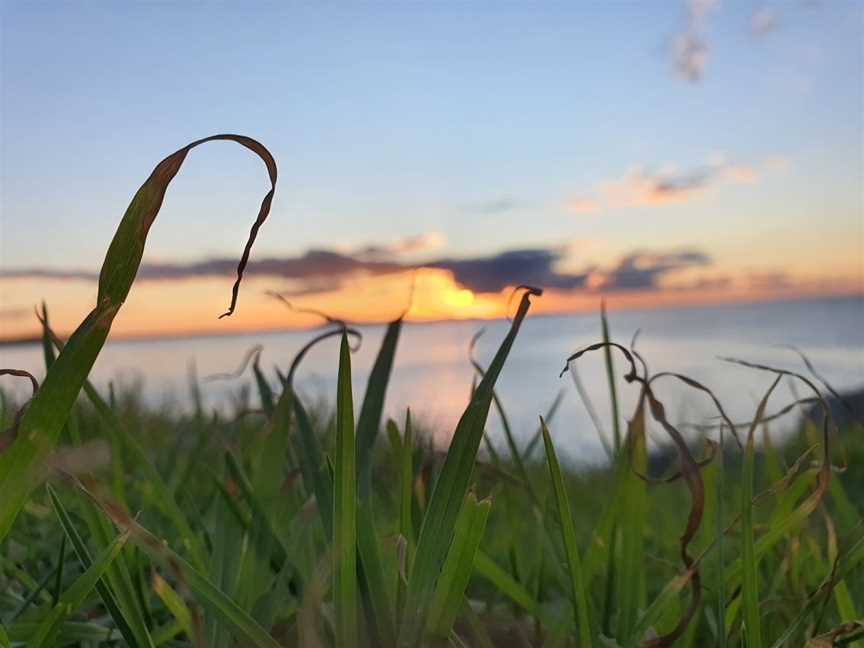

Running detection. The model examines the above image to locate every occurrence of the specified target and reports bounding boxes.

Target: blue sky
[0,1,861,336]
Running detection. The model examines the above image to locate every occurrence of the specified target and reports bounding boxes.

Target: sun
[444,287,475,309]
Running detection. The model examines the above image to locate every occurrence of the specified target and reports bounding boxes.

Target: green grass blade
[51,536,66,606]
[469,329,538,503]
[7,622,119,645]
[616,406,647,643]
[224,450,289,569]
[294,396,334,536]
[151,572,193,641]
[397,409,415,616]
[39,302,56,370]
[601,300,622,455]
[357,501,398,647]
[631,569,693,643]
[541,418,592,646]
[398,288,540,646]
[462,600,495,648]
[93,498,282,648]
[741,432,761,648]
[252,356,275,417]
[357,318,402,499]
[741,378,781,648]
[26,528,128,648]
[70,368,208,572]
[0,623,10,648]
[0,135,277,543]
[473,551,553,626]
[428,493,491,639]
[207,473,246,648]
[767,530,864,648]
[47,484,148,648]
[334,332,358,647]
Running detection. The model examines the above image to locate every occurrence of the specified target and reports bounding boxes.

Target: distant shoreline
[1,292,860,348]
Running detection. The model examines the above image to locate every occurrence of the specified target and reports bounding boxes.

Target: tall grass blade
[473,551,546,622]
[356,501,398,647]
[47,484,146,648]
[398,287,541,646]
[742,376,782,648]
[78,483,282,648]
[26,527,128,648]
[601,300,622,455]
[615,402,647,642]
[541,418,592,646]
[294,396,334,535]
[151,572,194,642]
[334,333,358,647]
[0,134,277,542]
[357,318,402,499]
[397,409,415,617]
[428,493,491,639]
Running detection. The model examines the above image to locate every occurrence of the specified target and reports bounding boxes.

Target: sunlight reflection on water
[2,297,862,466]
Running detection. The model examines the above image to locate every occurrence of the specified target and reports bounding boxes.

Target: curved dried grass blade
[562,342,708,646]
[0,369,39,452]
[202,346,263,382]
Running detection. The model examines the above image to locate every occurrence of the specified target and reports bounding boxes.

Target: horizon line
[2,291,860,348]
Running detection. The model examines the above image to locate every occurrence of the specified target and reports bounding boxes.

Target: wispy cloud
[750,7,780,36]
[0,307,30,320]
[354,232,446,259]
[469,198,522,215]
[565,197,601,214]
[568,156,784,211]
[670,0,721,82]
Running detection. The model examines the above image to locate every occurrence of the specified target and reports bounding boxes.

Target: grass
[1,136,862,646]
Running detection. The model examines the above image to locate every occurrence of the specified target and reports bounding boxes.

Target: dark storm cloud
[0,247,712,295]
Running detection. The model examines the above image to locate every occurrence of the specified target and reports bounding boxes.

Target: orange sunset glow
[1,261,859,342]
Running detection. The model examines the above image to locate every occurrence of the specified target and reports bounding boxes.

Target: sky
[0,1,861,339]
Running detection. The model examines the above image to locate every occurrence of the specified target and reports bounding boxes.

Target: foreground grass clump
[1,137,862,647]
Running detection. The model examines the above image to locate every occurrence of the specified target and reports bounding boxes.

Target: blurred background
[1,1,861,461]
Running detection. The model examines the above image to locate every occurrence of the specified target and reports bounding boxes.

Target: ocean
[2,296,862,465]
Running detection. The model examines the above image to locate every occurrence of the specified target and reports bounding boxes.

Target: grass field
[0,136,861,647]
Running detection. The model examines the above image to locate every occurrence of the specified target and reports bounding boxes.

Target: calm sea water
[2,296,862,465]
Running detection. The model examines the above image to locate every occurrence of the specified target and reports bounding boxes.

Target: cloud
[354,232,446,259]
[0,244,714,297]
[670,0,721,82]
[586,251,712,291]
[429,249,589,293]
[603,168,714,207]
[0,268,96,281]
[469,198,522,215]
[750,7,780,36]
[566,197,601,214]
[0,307,29,320]
[748,271,792,290]
[570,157,780,210]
